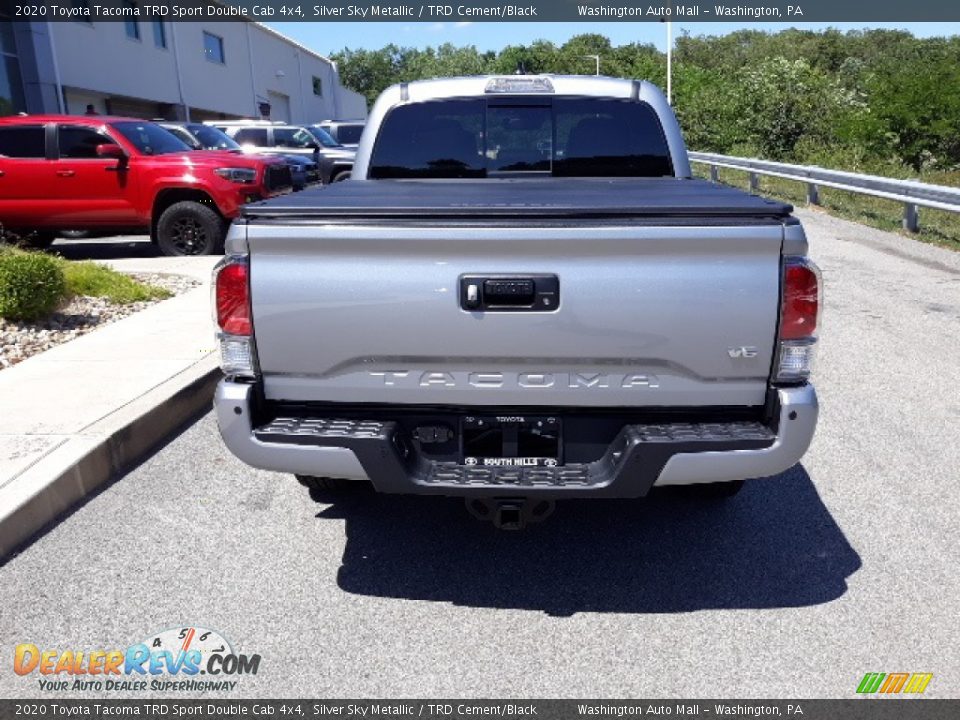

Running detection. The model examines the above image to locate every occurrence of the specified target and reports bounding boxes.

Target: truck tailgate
[246,220,784,408]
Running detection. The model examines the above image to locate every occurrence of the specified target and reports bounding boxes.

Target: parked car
[265,153,318,189]
[304,125,354,182]
[212,75,822,529]
[314,120,365,149]
[158,122,317,190]
[0,115,292,256]
[210,120,354,184]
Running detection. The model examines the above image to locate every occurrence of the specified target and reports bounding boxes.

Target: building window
[152,20,166,49]
[203,32,225,64]
[0,19,26,116]
[71,0,92,23]
[312,76,323,97]
[124,2,140,40]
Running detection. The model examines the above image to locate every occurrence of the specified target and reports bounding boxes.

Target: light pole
[580,54,600,76]
[660,2,675,105]
[666,20,672,105]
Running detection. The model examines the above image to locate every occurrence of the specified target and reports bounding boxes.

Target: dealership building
[0,3,367,123]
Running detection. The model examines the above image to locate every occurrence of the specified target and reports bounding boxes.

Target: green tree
[331,29,960,172]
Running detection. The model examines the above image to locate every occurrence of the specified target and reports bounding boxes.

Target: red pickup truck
[0,115,291,256]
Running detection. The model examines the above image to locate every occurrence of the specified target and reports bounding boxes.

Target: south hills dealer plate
[465,456,559,467]
[462,415,562,467]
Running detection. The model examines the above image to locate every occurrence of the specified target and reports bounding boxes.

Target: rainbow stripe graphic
[857,672,934,694]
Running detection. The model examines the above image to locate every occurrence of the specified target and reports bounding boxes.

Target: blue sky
[267,21,960,57]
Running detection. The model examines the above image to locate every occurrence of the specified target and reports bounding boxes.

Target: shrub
[0,249,67,321]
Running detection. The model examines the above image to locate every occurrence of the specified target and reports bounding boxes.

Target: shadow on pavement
[315,464,860,616]
[51,237,160,260]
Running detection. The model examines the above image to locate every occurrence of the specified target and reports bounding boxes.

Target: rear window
[233,128,268,146]
[369,97,673,179]
[336,124,364,144]
[0,126,45,158]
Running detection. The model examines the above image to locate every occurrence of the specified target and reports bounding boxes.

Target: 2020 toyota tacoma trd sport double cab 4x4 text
[212,76,822,529]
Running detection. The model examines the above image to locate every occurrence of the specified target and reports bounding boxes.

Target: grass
[691,165,960,253]
[0,238,170,319]
[56,260,171,304]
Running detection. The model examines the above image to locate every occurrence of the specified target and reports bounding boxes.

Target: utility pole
[580,54,600,76]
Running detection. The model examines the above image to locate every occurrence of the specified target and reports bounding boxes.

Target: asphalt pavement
[1,211,958,699]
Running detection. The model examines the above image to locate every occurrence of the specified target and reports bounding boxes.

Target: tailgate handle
[460,274,558,312]
[484,279,535,305]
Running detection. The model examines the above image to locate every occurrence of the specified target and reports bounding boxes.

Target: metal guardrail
[689,151,960,232]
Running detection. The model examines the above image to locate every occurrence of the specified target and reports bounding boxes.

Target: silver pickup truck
[212,75,821,529]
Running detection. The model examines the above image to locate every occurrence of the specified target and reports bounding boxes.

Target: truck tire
[296,475,369,495]
[331,169,351,183]
[156,201,226,256]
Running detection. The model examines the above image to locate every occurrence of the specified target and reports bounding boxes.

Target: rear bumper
[214,381,818,498]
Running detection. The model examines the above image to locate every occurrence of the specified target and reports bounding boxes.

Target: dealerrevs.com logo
[14,626,260,693]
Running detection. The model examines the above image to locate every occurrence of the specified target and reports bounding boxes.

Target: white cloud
[454,22,474,28]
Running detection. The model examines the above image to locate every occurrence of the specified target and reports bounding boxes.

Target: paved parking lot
[2,212,959,698]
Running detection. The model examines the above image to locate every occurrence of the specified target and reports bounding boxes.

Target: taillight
[780,263,819,340]
[775,257,822,383]
[213,256,257,378]
[215,261,251,335]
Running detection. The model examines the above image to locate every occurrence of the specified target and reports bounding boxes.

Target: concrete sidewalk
[0,254,222,559]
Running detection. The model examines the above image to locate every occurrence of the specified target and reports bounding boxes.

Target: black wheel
[156,201,226,256]
[18,231,56,250]
[296,475,365,493]
[683,480,746,499]
[331,170,351,183]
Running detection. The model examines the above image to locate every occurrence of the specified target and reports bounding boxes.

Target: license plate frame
[461,415,562,468]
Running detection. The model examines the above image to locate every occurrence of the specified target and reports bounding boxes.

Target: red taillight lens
[216,262,251,336]
[780,262,819,340]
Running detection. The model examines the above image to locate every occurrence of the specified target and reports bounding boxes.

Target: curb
[0,362,221,562]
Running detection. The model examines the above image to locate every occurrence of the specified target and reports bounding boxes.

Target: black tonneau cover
[243,178,792,220]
